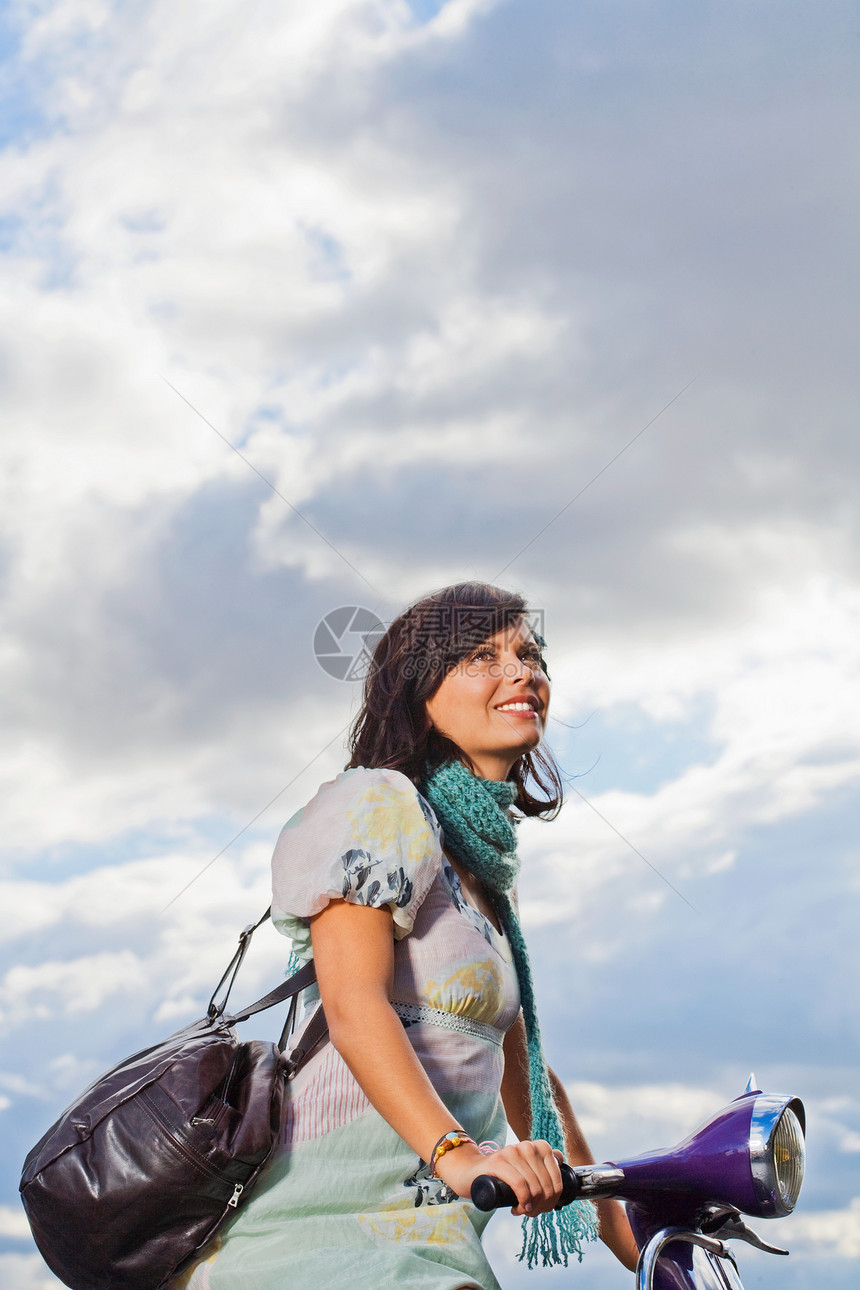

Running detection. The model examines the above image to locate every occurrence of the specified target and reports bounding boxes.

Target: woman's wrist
[429,1128,474,1176]
[431,1139,485,1190]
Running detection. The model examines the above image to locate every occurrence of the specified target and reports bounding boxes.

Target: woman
[181,582,637,1289]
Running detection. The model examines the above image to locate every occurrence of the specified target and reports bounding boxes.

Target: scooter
[472,1077,805,1289]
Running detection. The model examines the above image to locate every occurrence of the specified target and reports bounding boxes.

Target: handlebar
[471,1162,579,1211]
[470,1161,626,1211]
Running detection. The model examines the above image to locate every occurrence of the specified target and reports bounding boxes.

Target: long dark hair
[346,582,562,818]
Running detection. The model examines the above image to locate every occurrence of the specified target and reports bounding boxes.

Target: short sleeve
[270,766,443,961]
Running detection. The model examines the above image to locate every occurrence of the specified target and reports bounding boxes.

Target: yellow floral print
[424,959,505,1024]
[349,781,435,869]
[358,1204,471,1246]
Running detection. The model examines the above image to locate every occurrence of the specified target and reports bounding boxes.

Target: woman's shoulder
[271,765,443,952]
[285,765,437,834]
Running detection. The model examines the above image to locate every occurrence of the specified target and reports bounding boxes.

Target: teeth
[497,703,536,712]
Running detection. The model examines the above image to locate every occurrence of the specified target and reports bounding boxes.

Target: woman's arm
[501,1013,639,1272]
[309,898,564,1216]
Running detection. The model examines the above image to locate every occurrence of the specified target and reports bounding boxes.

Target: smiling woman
[175,582,637,1290]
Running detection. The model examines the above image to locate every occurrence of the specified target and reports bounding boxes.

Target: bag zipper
[139,1087,243,1188]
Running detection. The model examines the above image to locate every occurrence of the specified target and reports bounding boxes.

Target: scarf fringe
[518,1199,599,1269]
[522,1062,599,1268]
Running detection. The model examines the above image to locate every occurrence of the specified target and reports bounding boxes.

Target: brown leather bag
[19,910,328,1290]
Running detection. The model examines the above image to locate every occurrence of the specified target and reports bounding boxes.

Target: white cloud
[0,1254,63,1290]
[0,951,148,1026]
[0,0,855,873]
[814,1096,860,1158]
[788,1197,860,1260]
[561,1080,726,1157]
[0,0,585,856]
[0,841,304,1066]
[0,1207,33,1240]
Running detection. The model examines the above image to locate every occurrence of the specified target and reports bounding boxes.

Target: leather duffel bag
[19,911,328,1290]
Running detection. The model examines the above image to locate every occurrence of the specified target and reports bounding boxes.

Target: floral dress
[178,766,521,1290]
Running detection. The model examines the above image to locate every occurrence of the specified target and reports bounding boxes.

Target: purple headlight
[609,1089,805,1221]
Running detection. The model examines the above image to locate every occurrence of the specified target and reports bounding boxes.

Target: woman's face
[424,618,551,781]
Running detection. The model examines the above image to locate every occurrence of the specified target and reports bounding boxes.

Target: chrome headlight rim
[749,1094,805,1217]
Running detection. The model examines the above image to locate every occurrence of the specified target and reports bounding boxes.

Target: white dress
[178,766,521,1290]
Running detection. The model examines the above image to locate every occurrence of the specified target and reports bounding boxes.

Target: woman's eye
[471,648,495,662]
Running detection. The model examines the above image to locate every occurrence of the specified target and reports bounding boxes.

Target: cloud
[812,1095,860,1159]
[0,951,147,1026]
[0,0,855,871]
[0,839,306,1132]
[0,1207,32,1240]
[560,1080,725,1155]
[0,1255,63,1290]
[788,1197,860,1260]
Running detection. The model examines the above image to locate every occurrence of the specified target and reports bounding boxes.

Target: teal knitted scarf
[421,759,598,1268]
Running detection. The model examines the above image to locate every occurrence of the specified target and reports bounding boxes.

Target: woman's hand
[433,1138,564,1217]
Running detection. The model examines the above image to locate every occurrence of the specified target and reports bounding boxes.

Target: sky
[0,1,858,1287]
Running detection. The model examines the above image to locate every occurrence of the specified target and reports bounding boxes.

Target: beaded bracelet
[430,1129,474,1177]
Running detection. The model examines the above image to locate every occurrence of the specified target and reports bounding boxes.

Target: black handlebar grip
[471,1175,517,1211]
[470,1162,580,1212]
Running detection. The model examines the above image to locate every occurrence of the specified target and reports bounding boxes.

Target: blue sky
[0,2,857,1287]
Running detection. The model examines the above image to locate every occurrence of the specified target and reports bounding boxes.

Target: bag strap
[227,959,319,1024]
[282,1003,329,1076]
[208,908,330,1075]
[208,907,275,1020]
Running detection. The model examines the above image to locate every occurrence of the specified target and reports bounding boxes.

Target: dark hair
[346,582,562,818]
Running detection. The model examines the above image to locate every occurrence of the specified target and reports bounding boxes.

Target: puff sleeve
[270,766,443,961]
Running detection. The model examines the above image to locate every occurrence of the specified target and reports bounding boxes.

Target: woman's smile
[494,699,541,716]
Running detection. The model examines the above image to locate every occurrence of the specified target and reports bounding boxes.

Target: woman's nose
[505,655,532,681]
